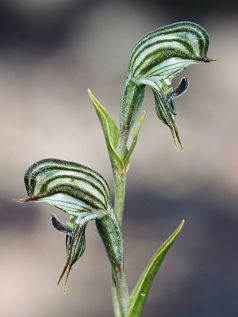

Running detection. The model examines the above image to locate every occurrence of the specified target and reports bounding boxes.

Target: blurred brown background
[0,0,237,316]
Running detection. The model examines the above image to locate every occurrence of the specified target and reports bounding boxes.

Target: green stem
[110,129,131,316]
[113,269,130,316]
[114,170,127,224]
[111,170,129,317]
[116,128,129,161]
[111,274,122,317]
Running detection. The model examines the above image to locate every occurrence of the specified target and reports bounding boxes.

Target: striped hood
[22,158,111,215]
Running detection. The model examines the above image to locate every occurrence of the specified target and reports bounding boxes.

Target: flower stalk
[112,163,129,316]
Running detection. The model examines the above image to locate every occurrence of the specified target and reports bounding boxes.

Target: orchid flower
[120,21,212,150]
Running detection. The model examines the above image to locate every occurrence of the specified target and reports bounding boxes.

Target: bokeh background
[0,0,237,316]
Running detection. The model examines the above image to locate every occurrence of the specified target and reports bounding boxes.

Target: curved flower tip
[15,197,34,203]
[202,57,216,63]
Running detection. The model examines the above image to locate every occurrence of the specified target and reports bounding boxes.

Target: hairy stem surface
[110,131,131,316]
[113,269,130,316]
[114,171,127,224]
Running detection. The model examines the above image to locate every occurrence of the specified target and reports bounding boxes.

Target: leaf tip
[87,88,93,99]
[179,219,185,230]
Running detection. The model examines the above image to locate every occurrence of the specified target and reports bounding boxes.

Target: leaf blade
[88,89,124,170]
[124,111,146,169]
[127,220,185,317]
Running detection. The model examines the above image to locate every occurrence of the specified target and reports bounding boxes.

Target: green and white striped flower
[120,21,212,149]
[18,159,123,291]
[22,158,111,214]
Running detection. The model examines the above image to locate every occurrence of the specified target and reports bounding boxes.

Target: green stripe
[128,21,209,77]
[31,168,109,205]
[120,79,145,129]
[129,21,208,67]
[131,37,195,68]
[25,159,109,197]
[130,36,195,72]
[66,224,86,266]
[25,159,109,198]
[43,186,106,210]
[133,47,194,77]
[39,178,108,210]
[40,175,107,205]
[24,159,111,214]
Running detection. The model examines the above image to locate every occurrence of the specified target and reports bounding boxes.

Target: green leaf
[88,89,124,170]
[124,111,146,169]
[126,220,185,317]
